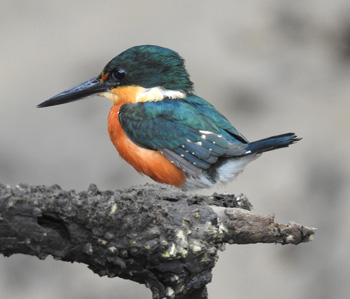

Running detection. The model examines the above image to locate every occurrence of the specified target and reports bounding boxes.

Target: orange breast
[107,104,186,188]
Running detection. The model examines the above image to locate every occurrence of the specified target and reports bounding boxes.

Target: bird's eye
[112,68,127,81]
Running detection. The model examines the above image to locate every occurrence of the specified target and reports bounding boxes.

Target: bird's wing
[118,99,247,176]
[184,94,249,143]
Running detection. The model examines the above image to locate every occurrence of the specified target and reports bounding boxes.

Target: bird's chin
[98,91,121,104]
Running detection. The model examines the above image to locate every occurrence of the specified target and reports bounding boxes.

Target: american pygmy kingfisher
[38,45,300,190]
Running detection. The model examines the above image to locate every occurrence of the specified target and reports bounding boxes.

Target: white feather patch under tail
[181,155,260,191]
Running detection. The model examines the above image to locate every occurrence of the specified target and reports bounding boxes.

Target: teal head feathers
[100,45,194,93]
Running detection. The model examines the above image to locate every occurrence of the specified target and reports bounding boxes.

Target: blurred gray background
[1,1,349,298]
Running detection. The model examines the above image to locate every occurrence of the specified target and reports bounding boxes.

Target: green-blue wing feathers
[118,97,248,173]
[184,95,248,143]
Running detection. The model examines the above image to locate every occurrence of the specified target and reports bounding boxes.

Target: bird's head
[38,45,193,108]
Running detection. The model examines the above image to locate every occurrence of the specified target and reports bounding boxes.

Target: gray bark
[0,183,316,299]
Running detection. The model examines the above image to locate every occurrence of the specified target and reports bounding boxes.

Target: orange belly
[107,104,185,187]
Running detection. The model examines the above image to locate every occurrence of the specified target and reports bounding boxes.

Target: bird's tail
[246,133,301,154]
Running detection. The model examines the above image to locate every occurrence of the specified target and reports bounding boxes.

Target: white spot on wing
[199,130,214,135]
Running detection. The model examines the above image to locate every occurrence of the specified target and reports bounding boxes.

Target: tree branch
[0,183,315,299]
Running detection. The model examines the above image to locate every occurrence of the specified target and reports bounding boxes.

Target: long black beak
[38,77,108,108]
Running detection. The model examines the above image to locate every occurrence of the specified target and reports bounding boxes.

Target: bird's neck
[100,86,186,104]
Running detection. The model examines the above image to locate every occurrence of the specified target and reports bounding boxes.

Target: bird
[38,45,300,191]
